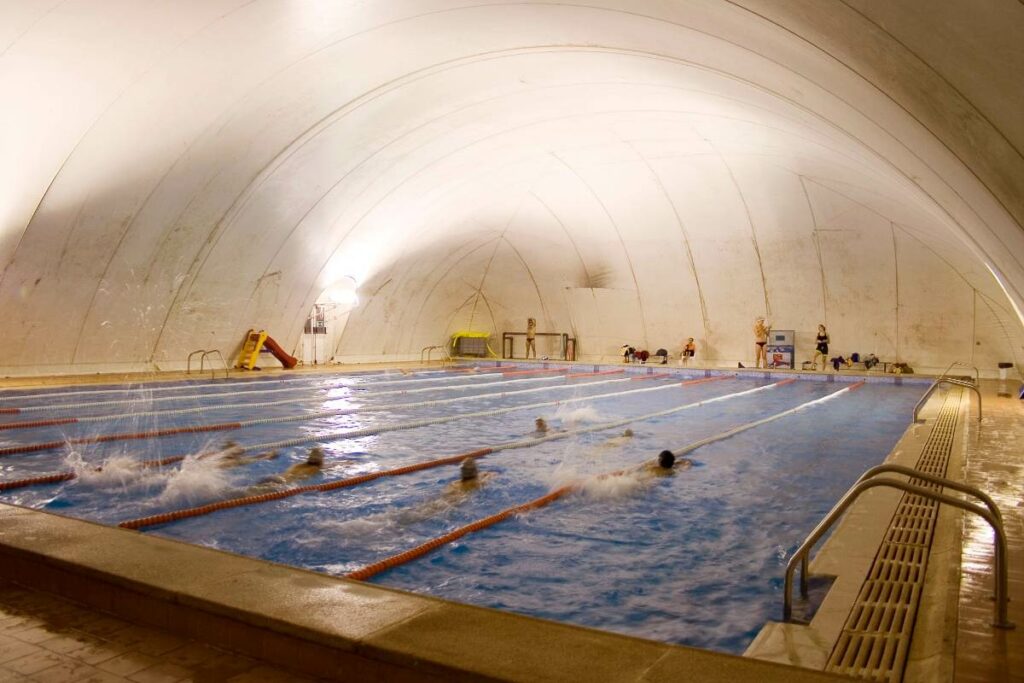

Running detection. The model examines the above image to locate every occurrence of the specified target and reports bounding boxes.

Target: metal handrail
[913,377,982,422]
[420,345,450,365]
[855,465,1001,523]
[783,476,1013,629]
[940,360,979,384]
[200,350,229,379]
[186,349,206,374]
[796,465,1004,598]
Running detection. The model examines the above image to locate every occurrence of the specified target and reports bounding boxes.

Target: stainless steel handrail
[783,476,1013,629]
[200,350,229,379]
[795,465,1003,598]
[186,349,206,374]
[940,360,979,384]
[420,345,449,365]
[913,377,982,422]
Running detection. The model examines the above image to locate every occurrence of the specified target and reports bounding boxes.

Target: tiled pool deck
[0,581,314,682]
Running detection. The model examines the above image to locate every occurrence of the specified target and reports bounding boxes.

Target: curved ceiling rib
[0,0,1019,374]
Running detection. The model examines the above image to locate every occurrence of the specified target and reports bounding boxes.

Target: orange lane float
[346,485,574,581]
[500,368,565,377]
[112,377,796,529]
[0,453,195,492]
[680,375,733,386]
[564,369,624,379]
[0,417,79,431]
[0,472,77,491]
[0,422,242,457]
[118,447,496,530]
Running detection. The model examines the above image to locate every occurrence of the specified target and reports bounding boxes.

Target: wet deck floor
[0,581,317,683]
[955,381,1023,682]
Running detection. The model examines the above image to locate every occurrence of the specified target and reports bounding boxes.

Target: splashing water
[553,404,603,426]
[540,456,646,501]
[64,450,153,490]
[156,456,235,506]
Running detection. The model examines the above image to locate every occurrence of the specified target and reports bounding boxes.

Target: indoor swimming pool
[0,366,927,654]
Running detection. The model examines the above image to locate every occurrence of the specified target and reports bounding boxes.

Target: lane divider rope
[113,376,785,530]
[0,371,575,429]
[345,486,574,581]
[672,380,864,455]
[344,380,866,581]
[0,373,684,456]
[0,454,219,493]
[0,367,557,416]
[0,366,494,404]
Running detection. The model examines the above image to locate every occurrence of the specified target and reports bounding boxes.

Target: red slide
[262,335,298,369]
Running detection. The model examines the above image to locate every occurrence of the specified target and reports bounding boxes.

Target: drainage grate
[825,391,961,681]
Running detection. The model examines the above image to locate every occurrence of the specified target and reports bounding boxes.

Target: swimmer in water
[535,417,549,434]
[599,428,635,448]
[249,447,325,491]
[398,459,493,523]
[198,441,279,469]
[642,449,678,477]
[445,458,493,495]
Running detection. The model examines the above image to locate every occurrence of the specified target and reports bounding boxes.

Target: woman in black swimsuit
[813,324,829,371]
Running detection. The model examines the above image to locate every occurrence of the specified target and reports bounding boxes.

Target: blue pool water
[0,367,924,653]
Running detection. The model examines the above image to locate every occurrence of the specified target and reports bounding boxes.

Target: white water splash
[64,450,153,490]
[553,404,603,426]
[156,456,235,506]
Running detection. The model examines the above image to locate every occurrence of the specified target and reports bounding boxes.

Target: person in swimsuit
[813,324,830,371]
[197,441,279,469]
[248,448,325,492]
[526,318,537,359]
[754,317,770,368]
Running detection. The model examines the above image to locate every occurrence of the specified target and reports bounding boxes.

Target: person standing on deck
[526,318,537,359]
[754,317,771,368]
[813,324,830,371]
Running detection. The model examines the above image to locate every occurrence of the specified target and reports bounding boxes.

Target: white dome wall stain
[0,1,1021,374]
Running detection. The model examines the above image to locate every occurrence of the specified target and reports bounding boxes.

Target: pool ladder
[187,349,229,379]
[420,345,452,366]
[913,360,982,422]
[782,464,1013,629]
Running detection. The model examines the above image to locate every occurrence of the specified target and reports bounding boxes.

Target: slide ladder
[235,329,298,370]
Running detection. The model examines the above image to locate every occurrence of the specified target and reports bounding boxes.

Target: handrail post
[783,477,1013,629]
[940,360,979,385]
[854,464,1002,524]
[200,350,227,379]
[914,378,981,422]
[187,349,206,375]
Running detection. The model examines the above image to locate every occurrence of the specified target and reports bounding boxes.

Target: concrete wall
[1,1,1021,375]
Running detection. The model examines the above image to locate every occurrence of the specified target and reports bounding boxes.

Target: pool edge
[0,502,845,682]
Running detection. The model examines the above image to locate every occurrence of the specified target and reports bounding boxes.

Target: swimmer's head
[658,450,675,469]
[460,458,478,481]
[307,447,325,467]
[222,440,238,449]
[535,417,548,432]
[622,428,634,437]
